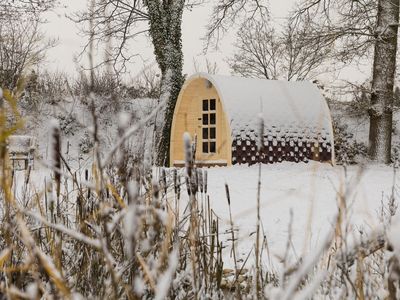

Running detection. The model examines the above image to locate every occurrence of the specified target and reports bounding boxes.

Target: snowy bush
[78,130,94,154]
[37,71,69,105]
[391,142,400,164]
[58,113,78,136]
[333,120,367,164]
[72,71,120,97]
[19,71,40,110]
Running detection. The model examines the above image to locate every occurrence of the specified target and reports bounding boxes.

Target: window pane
[210,142,216,153]
[203,114,209,125]
[202,142,209,153]
[202,99,208,111]
[210,99,216,110]
[210,127,216,139]
[210,113,216,125]
[202,128,208,139]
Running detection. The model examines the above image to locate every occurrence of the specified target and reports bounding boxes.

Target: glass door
[202,99,217,154]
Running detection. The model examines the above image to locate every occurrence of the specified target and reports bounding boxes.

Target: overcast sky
[41,0,369,87]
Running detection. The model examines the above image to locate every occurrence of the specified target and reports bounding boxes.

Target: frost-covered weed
[79,130,94,154]
[58,113,78,136]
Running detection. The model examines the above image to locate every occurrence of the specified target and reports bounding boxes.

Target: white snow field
[13,160,397,273]
[183,162,397,270]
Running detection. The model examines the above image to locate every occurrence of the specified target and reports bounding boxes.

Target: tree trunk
[156,67,183,166]
[145,0,184,166]
[368,0,399,164]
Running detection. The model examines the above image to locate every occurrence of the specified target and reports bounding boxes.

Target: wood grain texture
[170,77,231,167]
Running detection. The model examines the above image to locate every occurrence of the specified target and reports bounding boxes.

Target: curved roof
[187,73,334,146]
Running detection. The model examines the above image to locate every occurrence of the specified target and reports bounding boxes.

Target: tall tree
[228,17,332,81]
[0,0,56,89]
[0,19,55,90]
[293,0,399,164]
[228,19,282,79]
[368,0,399,163]
[206,0,269,48]
[146,1,185,166]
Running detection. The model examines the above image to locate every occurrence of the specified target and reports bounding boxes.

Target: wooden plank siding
[170,77,232,167]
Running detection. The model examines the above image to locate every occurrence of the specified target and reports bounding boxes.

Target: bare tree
[206,0,269,49]
[0,16,56,90]
[0,0,56,20]
[193,57,219,74]
[293,0,399,164]
[228,16,333,81]
[283,15,334,81]
[0,0,57,91]
[228,19,282,79]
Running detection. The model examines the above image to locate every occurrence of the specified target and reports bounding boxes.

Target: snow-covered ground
[191,162,396,270]
[13,159,397,274]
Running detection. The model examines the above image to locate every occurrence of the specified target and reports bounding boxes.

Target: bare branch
[228,16,333,81]
[205,0,269,50]
[0,16,56,89]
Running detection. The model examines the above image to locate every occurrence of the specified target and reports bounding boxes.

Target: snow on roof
[188,73,334,144]
[7,135,36,153]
